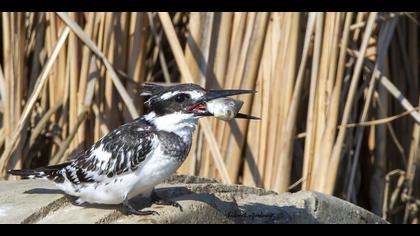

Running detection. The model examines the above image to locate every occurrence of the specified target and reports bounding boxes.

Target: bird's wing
[64,121,158,184]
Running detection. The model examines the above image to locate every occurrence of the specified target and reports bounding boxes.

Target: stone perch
[0,175,387,224]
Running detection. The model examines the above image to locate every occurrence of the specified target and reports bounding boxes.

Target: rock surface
[0,175,387,224]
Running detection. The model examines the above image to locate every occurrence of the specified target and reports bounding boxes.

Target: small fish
[206,98,244,121]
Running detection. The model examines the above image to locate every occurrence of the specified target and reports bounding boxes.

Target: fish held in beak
[206,98,260,121]
[186,89,260,121]
[207,98,243,121]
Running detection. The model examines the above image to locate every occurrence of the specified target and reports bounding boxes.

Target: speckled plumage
[42,114,196,204]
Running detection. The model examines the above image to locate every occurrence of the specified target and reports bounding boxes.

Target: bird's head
[141,83,257,121]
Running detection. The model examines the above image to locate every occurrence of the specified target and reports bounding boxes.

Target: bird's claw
[152,199,183,212]
[123,200,159,216]
[151,191,183,211]
[123,206,159,216]
[129,209,159,216]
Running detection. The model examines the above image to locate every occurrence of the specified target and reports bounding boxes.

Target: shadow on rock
[151,186,317,224]
[24,188,64,195]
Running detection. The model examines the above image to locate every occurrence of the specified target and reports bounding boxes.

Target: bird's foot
[151,191,183,211]
[123,200,159,216]
[74,197,87,206]
[152,199,183,211]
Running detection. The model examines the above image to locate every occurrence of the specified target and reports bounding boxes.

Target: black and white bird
[9,83,256,215]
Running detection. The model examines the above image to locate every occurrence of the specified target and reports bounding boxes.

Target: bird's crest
[140,83,166,106]
[140,83,165,97]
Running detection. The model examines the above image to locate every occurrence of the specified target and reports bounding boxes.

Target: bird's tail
[8,168,46,178]
[8,162,71,181]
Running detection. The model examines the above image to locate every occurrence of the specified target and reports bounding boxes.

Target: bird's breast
[156,131,191,162]
[128,145,181,199]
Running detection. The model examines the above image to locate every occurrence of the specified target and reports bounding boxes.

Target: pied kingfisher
[9,83,256,215]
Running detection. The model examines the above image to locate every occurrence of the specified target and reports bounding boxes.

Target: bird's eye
[174,94,189,103]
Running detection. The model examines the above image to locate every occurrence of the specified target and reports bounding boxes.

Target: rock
[0,175,387,224]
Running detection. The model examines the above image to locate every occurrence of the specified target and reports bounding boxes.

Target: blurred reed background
[0,12,418,223]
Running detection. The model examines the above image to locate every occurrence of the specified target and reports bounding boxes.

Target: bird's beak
[201,89,257,102]
[186,89,259,120]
